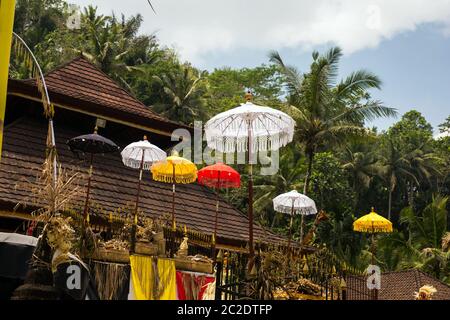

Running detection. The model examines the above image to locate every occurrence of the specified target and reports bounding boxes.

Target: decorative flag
[0,0,16,160]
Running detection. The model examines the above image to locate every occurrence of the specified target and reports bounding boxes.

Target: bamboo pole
[213,171,221,260]
[171,164,176,230]
[288,198,294,248]
[83,152,94,223]
[131,145,146,252]
[247,119,255,271]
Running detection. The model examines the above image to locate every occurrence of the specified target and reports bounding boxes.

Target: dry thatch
[93,261,128,300]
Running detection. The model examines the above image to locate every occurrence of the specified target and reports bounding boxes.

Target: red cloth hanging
[176,271,215,300]
[176,271,187,300]
[197,275,215,300]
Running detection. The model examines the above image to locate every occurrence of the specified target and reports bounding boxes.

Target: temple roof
[8,57,188,136]
[346,269,450,300]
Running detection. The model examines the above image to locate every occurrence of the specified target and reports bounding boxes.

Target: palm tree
[269,47,397,196]
[341,139,384,208]
[380,137,442,219]
[379,196,449,281]
[151,64,208,125]
[406,144,442,208]
[379,138,417,220]
[79,6,149,90]
[401,195,448,249]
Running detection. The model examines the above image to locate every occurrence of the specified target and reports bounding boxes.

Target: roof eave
[8,78,193,137]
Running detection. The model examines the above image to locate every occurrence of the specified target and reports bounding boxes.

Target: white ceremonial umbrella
[121,136,166,250]
[205,94,295,263]
[273,190,317,246]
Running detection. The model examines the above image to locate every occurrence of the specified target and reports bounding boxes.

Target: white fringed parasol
[121,136,166,252]
[273,190,317,216]
[205,95,295,263]
[121,139,167,171]
[205,102,295,154]
[273,190,317,247]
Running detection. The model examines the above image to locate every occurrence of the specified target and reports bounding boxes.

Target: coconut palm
[341,139,384,208]
[406,145,442,208]
[151,64,208,125]
[269,47,397,196]
[379,196,449,281]
[379,138,418,220]
[78,6,150,90]
[380,137,442,219]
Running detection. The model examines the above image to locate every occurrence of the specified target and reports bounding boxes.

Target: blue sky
[71,0,450,133]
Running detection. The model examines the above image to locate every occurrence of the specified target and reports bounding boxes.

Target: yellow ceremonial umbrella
[354,207,392,300]
[353,207,392,264]
[151,150,197,228]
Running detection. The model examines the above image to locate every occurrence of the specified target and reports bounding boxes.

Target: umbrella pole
[131,151,145,253]
[171,164,176,230]
[247,123,255,271]
[288,199,294,249]
[371,221,378,300]
[300,215,304,246]
[213,172,221,260]
[83,153,94,223]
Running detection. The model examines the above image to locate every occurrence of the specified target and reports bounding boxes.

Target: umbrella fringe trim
[152,172,197,184]
[122,159,154,170]
[353,225,393,233]
[273,204,317,215]
[205,132,294,153]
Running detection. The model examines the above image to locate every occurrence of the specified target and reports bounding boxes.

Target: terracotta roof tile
[9,57,188,133]
[346,269,450,300]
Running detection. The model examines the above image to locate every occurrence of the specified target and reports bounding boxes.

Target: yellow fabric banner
[157,258,177,300]
[129,255,177,300]
[0,0,16,160]
[130,255,155,300]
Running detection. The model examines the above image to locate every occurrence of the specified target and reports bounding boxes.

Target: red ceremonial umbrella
[198,163,240,253]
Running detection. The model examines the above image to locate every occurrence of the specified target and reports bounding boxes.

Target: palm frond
[336,70,382,98]
[268,50,303,98]
[332,100,398,123]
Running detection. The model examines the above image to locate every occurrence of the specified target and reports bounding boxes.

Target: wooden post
[171,164,176,230]
[131,148,145,253]
[212,171,221,260]
[300,215,304,246]
[107,212,113,240]
[83,153,94,223]
[371,221,379,300]
[247,121,255,272]
[288,198,294,248]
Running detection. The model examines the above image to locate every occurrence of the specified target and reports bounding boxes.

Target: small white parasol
[121,136,166,251]
[121,137,167,171]
[273,190,317,246]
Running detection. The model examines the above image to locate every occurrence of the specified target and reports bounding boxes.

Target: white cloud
[71,0,450,63]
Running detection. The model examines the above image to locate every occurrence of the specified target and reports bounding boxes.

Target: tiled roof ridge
[45,56,153,111]
[416,269,450,289]
[16,56,189,129]
[381,268,450,289]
